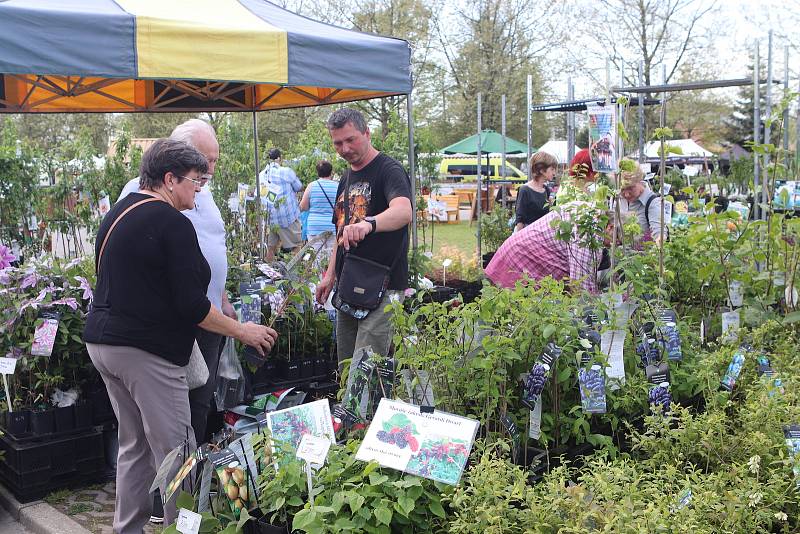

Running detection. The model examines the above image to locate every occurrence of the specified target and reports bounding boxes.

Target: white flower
[747,455,761,475]
[774,512,788,521]
[748,492,762,508]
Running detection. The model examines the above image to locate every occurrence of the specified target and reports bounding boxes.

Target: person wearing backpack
[619,162,668,245]
[515,151,557,231]
[300,159,339,263]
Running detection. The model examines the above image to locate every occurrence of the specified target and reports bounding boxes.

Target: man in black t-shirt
[315,108,413,370]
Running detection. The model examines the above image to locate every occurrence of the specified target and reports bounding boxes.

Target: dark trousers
[189,328,224,444]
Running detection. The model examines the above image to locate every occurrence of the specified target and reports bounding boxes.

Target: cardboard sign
[356,399,479,486]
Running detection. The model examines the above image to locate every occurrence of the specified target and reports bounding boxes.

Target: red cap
[569,148,595,181]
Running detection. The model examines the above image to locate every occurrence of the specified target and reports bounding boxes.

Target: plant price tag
[296,433,332,466]
[176,508,202,534]
[528,398,542,439]
[0,357,17,375]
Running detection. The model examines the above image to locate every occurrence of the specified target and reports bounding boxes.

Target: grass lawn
[419,221,478,256]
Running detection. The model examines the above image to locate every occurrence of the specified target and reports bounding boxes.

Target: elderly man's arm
[648,196,668,244]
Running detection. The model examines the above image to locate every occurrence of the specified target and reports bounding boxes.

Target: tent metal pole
[618,65,624,162]
[754,43,761,222]
[659,64,666,279]
[764,30,773,219]
[605,59,611,105]
[477,93,483,261]
[638,61,645,162]
[567,78,575,164]
[501,94,507,208]
[527,75,532,180]
[252,107,264,259]
[783,46,790,169]
[797,68,800,173]
[406,92,418,253]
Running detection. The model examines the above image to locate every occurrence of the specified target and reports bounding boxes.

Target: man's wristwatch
[364,216,377,234]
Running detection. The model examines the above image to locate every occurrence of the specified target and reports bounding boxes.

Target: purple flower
[0,245,16,270]
[21,273,40,289]
[0,269,11,286]
[51,297,78,311]
[74,276,93,301]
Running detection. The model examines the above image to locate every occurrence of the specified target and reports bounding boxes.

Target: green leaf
[398,496,415,516]
[542,324,556,340]
[175,491,194,512]
[236,507,252,531]
[369,472,389,486]
[429,499,446,518]
[375,506,393,525]
[783,311,800,324]
[292,509,318,531]
[348,492,366,513]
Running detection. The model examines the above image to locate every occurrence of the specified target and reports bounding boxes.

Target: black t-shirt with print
[332,152,412,290]
[515,184,550,226]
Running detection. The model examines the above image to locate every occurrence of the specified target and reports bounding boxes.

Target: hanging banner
[587,104,618,174]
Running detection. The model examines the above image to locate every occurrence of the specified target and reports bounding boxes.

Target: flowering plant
[0,254,96,408]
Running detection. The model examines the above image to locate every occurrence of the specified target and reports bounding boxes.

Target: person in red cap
[556,148,597,203]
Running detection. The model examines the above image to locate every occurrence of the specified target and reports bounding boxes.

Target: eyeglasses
[176,174,210,186]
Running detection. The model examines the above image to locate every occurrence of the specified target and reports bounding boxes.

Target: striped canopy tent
[0,0,412,112]
[0,0,418,251]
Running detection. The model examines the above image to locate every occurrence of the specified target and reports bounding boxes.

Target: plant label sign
[0,357,17,375]
[578,365,606,414]
[600,329,626,388]
[720,349,746,392]
[783,425,800,489]
[30,310,60,357]
[721,310,740,343]
[266,399,335,456]
[356,399,479,486]
[296,433,332,466]
[176,508,202,534]
[728,280,744,308]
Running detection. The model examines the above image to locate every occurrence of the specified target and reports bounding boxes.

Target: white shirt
[117,178,227,309]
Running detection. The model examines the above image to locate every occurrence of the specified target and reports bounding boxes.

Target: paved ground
[46,481,160,534]
[0,505,34,534]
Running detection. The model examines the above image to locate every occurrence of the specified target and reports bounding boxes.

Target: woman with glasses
[83,138,278,533]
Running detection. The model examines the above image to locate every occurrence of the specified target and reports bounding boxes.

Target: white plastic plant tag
[176,508,202,534]
[601,330,626,389]
[296,433,331,466]
[0,357,17,375]
[721,310,740,342]
[528,398,542,439]
[728,280,743,308]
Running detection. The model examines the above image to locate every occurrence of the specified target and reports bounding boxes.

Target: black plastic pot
[300,357,315,378]
[244,346,267,369]
[482,251,495,269]
[30,408,55,436]
[280,360,301,381]
[313,356,329,377]
[74,401,93,429]
[4,410,30,437]
[252,516,288,534]
[89,386,114,424]
[54,405,75,433]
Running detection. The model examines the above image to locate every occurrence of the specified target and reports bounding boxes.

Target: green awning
[442,130,527,155]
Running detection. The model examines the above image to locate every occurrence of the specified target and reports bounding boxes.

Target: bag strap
[318,180,335,210]
[644,194,658,228]
[97,197,160,270]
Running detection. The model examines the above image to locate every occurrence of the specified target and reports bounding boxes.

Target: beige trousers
[87,343,195,534]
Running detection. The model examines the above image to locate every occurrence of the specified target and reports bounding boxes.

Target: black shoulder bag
[333,172,402,312]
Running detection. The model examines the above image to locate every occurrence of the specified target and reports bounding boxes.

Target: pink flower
[74,276,93,301]
[0,269,11,286]
[0,245,16,270]
[404,288,417,298]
